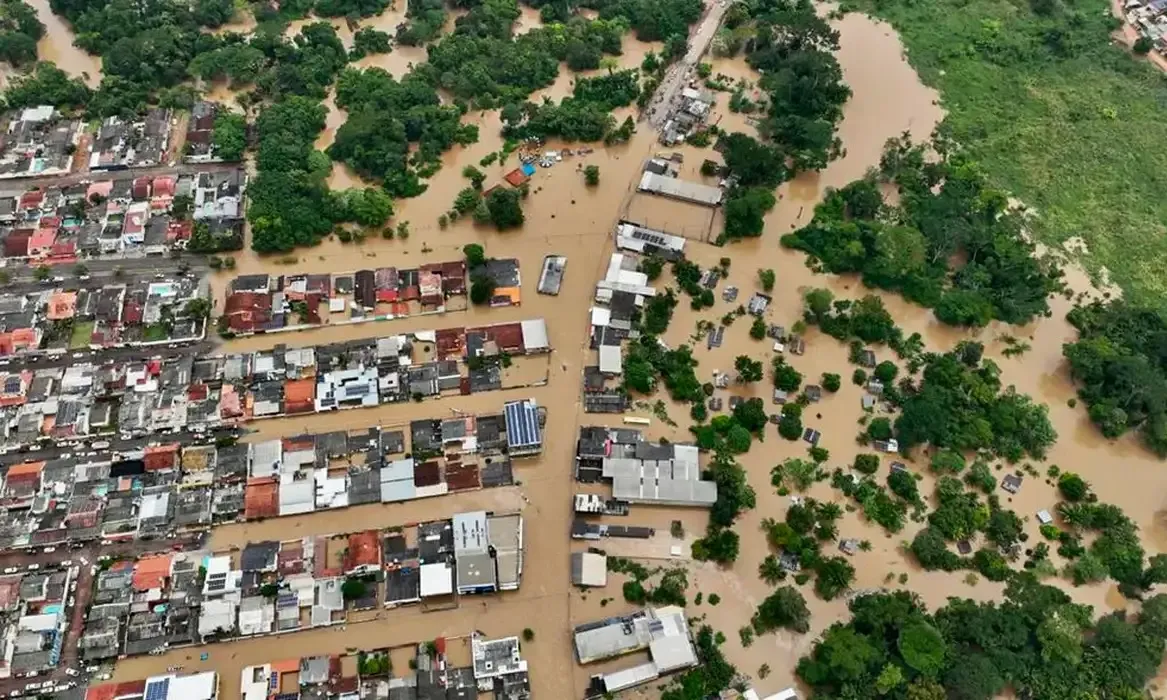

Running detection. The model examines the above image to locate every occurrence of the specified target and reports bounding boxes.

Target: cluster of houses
[1123,0,1167,54]
[581,223,689,414]
[84,672,220,700]
[222,258,521,335]
[0,318,549,453]
[79,513,525,662]
[238,633,531,700]
[0,400,542,552]
[0,168,244,265]
[0,273,208,357]
[0,564,77,680]
[0,107,174,182]
[659,87,715,147]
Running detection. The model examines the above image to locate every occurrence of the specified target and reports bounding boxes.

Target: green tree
[735,355,764,383]
[853,454,880,474]
[758,268,776,291]
[822,372,841,392]
[876,663,905,694]
[814,556,855,600]
[1057,473,1089,502]
[485,187,524,230]
[753,586,810,633]
[462,165,486,189]
[341,578,367,600]
[930,448,966,474]
[584,164,600,186]
[874,360,898,383]
[463,243,487,268]
[898,622,947,676]
[211,111,247,162]
[470,274,497,305]
[772,356,803,391]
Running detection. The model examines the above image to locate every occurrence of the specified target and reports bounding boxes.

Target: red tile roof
[224,292,273,333]
[244,477,279,520]
[344,530,381,571]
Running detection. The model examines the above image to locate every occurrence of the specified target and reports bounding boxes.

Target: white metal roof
[590,306,612,327]
[599,344,622,375]
[638,171,723,206]
[420,562,454,597]
[520,318,549,352]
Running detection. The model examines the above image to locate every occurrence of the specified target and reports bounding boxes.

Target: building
[637,171,723,207]
[0,107,82,180]
[570,552,607,587]
[504,399,543,457]
[452,511,494,594]
[88,672,218,700]
[471,634,528,684]
[576,606,697,695]
[602,439,717,507]
[615,222,687,260]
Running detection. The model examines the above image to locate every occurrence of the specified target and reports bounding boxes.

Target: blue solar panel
[145,677,170,700]
[505,400,541,448]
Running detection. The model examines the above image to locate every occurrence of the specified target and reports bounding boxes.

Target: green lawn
[843,0,1167,307]
[143,324,170,342]
[68,321,94,350]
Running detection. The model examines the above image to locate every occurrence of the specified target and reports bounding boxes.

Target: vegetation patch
[839,0,1167,307]
[798,581,1167,700]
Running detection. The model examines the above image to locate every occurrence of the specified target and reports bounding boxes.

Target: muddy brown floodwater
[8,0,103,87]
[107,7,1167,700]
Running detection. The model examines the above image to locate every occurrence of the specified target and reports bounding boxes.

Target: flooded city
[0,0,1165,699]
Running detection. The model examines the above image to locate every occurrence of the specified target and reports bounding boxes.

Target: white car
[25,564,38,571]
[2,567,16,574]
[65,669,79,677]
[42,547,55,554]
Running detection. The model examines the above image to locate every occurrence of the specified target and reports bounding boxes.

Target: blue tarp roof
[504,400,541,449]
[521,163,536,177]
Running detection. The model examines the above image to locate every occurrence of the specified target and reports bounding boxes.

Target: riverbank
[838,0,1167,308]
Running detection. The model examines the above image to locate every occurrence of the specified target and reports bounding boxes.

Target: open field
[842,0,1167,306]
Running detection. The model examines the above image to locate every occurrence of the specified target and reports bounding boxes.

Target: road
[0,425,241,467]
[0,338,218,373]
[0,161,242,197]
[645,0,732,129]
[1,249,209,285]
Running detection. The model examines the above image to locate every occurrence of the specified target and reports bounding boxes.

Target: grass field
[69,321,94,350]
[842,0,1167,307]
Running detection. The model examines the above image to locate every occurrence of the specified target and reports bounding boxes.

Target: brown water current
[20,0,102,86]
[107,7,1167,700]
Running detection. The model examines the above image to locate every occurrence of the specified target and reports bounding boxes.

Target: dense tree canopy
[0,0,43,66]
[783,136,1062,327]
[1064,300,1167,456]
[211,111,247,162]
[248,97,340,252]
[329,67,477,196]
[895,349,1056,462]
[4,61,91,109]
[799,583,1167,700]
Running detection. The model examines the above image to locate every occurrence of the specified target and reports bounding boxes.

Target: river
[83,5,1167,700]
[22,0,102,87]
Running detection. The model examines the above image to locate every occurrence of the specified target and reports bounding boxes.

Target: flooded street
[75,4,1167,699]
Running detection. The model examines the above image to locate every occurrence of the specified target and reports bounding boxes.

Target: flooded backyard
[78,4,1167,700]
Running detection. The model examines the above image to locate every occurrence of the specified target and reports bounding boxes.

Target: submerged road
[645,0,732,129]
